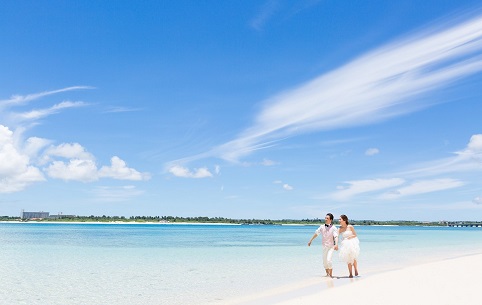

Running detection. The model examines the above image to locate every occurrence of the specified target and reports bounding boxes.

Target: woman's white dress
[339,230,360,264]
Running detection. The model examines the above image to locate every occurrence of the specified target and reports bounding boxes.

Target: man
[307,213,339,277]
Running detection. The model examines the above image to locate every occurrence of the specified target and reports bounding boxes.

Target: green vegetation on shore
[1,215,476,226]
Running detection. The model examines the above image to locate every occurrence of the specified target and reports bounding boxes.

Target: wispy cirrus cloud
[103,106,143,113]
[191,13,482,164]
[397,134,482,177]
[249,0,324,31]
[378,178,464,200]
[0,86,94,109]
[250,0,280,30]
[1,86,93,128]
[331,178,405,201]
[13,101,88,121]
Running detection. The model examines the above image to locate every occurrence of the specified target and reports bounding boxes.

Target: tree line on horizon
[0,214,469,226]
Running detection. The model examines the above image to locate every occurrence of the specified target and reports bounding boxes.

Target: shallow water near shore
[1,223,481,305]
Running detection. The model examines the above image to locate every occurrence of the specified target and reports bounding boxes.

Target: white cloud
[42,145,150,182]
[399,134,482,177]
[261,158,278,166]
[44,143,95,162]
[332,178,405,201]
[99,156,150,181]
[45,155,150,183]
[394,200,482,211]
[379,178,464,200]
[0,167,46,193]
[215,165,221,175]
[274,180,293,190]
[365,148,380,156]
[0,125,45,193]
[466,134,482,152]
[176,15,482,164]
[329,135,480,202]
[473,196,482,205]
[0,87,149,191]
[168,165,213,178]
[92,185,145,202]
[1,88,92,128]
[45,159,99,182]
[458,134,482,164]
[283,183,294,191]
[23,137,52,160]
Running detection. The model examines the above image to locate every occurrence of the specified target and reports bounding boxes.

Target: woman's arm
[349,225,357,238]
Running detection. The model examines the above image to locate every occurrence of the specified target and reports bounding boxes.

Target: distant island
[1,215,481,227]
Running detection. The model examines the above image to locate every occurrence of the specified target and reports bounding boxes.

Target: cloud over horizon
[330,134,480,201]
[92,185,145,202]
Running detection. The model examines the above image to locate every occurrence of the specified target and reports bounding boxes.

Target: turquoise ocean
[1,223,482,305]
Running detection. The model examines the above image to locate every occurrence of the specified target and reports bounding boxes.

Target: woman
[338,214,360,278]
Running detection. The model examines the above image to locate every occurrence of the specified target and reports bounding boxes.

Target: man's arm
[307,233,318,246]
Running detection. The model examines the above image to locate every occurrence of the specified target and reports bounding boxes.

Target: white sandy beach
[226,252,482,305]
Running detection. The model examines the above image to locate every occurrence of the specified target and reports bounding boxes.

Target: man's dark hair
[326,213,334,221]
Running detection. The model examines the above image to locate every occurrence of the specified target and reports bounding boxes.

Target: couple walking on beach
[307,213,360,278]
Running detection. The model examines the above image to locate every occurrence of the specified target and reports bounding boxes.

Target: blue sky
[1,0,482,221]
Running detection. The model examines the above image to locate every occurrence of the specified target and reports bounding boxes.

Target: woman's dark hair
[326,213,334,221]
[340,214,349,225]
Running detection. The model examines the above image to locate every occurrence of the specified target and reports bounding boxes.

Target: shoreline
[223,251,482,304]
[0,220,466,227]
[0,221,242,225]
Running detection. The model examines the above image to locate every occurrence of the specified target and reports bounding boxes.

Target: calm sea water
[1,223,481,305]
